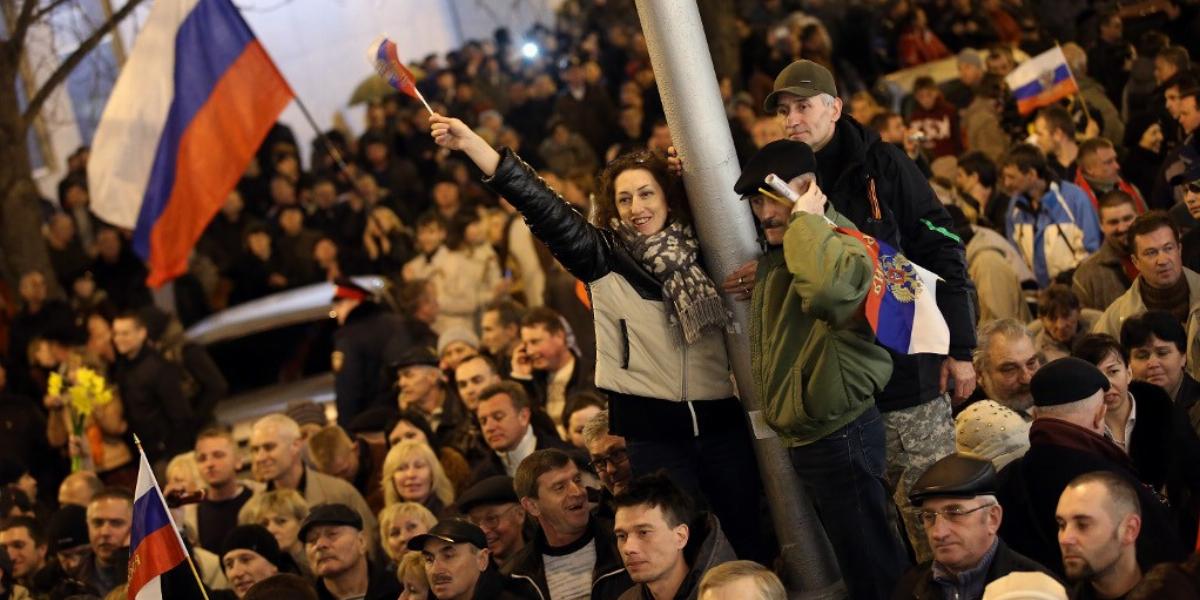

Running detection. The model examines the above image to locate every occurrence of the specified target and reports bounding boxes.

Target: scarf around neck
[614,219,732,345]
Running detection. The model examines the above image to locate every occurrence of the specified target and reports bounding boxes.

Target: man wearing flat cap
[735,138,910,598]
[456,475,528,570]
[994,358,1185,578]
[331,276,413,426]
[301,503,400,600]
[893,454,1052,600]
[408,519,533,599]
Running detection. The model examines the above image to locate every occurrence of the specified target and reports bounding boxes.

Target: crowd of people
[3,0,1200,599]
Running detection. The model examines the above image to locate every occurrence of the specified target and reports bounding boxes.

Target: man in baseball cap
[408,519,527,600]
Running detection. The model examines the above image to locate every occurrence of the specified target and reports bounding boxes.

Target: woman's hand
[429,112,501,176]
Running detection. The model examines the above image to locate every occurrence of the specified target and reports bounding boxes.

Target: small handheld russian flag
[836,227,951,355]
[128,437,207,600]
[367,35,432,113]
[1004,46,1079,116]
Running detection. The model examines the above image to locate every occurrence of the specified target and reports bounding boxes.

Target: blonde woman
[378,502,437,567]
[381,440,454,515]
[164,452,204,543]
[397,551,430,600]
[238,489,311,577]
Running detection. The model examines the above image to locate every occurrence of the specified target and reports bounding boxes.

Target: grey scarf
[614,219,732,344]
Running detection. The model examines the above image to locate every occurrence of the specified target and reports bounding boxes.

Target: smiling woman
[382,440,455,516]
[428,113,766,559]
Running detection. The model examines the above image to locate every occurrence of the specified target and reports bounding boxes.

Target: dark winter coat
[892,539,1054,600]
[333,302,412,426]
[506,516,634,600]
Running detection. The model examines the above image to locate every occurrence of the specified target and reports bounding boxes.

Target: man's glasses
[914,503,995,527]
[469,503,520,530]
[590,448,629,472]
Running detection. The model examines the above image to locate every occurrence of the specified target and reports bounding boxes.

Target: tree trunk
[0,51,56,295]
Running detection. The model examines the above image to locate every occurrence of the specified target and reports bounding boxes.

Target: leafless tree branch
[21,0,150,127]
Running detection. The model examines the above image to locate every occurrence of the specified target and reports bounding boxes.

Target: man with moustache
[409,519,531,599]
[1073,191,1142,311]
[893,454,1052,599]
[970,319,1042,420]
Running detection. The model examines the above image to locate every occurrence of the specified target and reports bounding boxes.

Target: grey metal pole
[631,1,846,597]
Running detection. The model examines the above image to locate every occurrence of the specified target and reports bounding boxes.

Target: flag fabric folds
[1004,46,1079,116]
[837,227,951,355]
[368,36,422,101]
[128,449,190,600]
[89,0,293,288]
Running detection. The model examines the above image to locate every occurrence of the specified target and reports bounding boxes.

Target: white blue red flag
[367,36,431,112]
[128,449,189,600]
[837,227,951,355]
[1004,46,1079,116]
[89,0,293,287]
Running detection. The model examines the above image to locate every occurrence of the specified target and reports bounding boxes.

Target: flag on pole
[1004,46,1079,115]
[837,227,951,355]
[128,447,190,600]
[89,0,294,288]
[367,36,433,112]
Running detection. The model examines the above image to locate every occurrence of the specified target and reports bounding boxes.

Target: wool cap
[1030,357,1110,407]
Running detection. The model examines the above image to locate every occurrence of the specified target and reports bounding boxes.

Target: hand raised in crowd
[666,146,682,176]
[429,112,502,176]
[790,176,826,216]
[721,259,759,301]
[510,341,533,379]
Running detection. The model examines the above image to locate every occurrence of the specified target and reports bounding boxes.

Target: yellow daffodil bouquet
[48,367,113,471]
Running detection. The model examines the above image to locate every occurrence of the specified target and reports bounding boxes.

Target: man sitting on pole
[734,139,910,600]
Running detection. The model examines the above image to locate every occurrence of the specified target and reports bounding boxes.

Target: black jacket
[484,150,744,442]
[505,516,634,600]
[315,561,401,600]
[815,116,976,410]
[891,539,1054,599]
[113,345,194,462]
[995,419,1184,577]
[334,302,412,426]
[470,566,542,600]
[1126,381,1176,490]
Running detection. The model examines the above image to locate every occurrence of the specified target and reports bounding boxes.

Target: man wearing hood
[613,473,734,600]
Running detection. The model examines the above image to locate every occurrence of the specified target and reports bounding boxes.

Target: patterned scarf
[614,219,732,345]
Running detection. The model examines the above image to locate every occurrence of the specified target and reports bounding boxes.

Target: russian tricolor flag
[1005,46,1079,116]
[837,227,950,355]
[89,0,293,287]
[128,449,191,600]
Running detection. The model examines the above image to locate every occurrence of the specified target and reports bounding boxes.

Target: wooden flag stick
[132,435,211,600]
[1055,40,1094,125]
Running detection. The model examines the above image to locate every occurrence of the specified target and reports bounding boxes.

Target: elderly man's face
[980,333,1041,412]
[466,502,526,562]
[305,525,366,578]
[586,433,632,495]
[920,496,1001,574]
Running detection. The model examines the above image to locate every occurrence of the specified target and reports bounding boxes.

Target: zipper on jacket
[510,574,546,600]
[592,568,627,592]
[619,319,630,369]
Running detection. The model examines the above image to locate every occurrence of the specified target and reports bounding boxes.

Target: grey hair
[974,318,1035,373]
[580,410,611,447]
[253,413,301,442]
[816,93,836,108]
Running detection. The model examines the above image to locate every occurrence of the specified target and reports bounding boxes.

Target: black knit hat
[221,525,292,572]
[46,505,89,553]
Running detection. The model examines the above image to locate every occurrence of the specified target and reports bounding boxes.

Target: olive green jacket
[750,210,893,446]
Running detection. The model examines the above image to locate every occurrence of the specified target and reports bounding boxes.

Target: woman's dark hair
[561,391,607,430]
[1119,310,1187,360]
[385,409,439,448]
[1072,333,1126,367]
[595,149,691,231]
[443,208,481,252]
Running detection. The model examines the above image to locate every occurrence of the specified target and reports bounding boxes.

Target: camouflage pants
[883,395,957,564]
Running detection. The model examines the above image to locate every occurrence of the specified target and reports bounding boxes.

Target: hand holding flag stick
[367,35,432,113]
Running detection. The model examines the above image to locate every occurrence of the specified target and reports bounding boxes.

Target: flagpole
[1055,41,1094,126]
[133,435,211,600]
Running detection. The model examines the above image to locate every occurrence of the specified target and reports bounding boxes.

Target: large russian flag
[1005,46,1079,116]
[89,0,293,287]
[837,227,950,355]
[128,449,190,600]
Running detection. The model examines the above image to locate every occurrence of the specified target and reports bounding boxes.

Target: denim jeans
[625,420,767,563]
[789,405,911,600]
